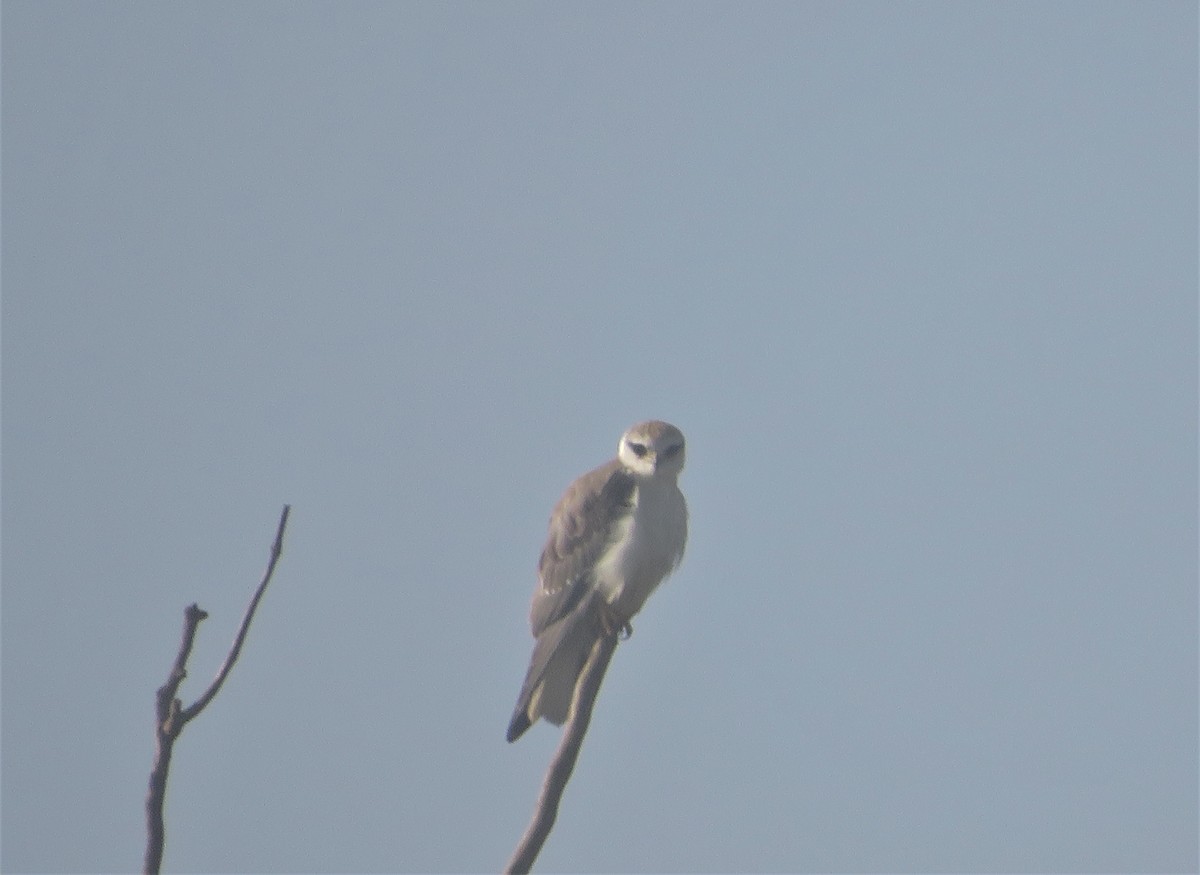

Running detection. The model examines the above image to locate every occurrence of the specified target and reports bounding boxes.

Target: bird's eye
[628,442,648,457]
[662,443,682,458]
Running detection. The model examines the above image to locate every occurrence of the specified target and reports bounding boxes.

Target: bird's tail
[506,594,602,742]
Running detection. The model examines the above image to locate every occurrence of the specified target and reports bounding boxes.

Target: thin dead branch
[143,505,291,875]
[505,631,619,875]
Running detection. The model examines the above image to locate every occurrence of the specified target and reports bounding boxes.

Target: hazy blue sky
[3,3,1196,873]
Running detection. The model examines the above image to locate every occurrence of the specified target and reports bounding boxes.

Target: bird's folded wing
[530,461,635,635]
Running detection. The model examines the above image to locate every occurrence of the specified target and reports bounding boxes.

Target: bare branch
[505,632,619,875]
[143,505,291,875]
[144,603,208,875]
[182,505,290,721]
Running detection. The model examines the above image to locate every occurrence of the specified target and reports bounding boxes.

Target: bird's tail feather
[506,592,603,742]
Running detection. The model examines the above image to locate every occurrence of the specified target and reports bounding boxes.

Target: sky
[2,2,1196,873]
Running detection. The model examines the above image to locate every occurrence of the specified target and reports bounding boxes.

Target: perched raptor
[507,420,689,742]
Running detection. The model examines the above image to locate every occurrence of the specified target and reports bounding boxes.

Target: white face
[617,420,686,477]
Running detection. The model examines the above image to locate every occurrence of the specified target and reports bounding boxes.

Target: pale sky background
[2,3,1196,873]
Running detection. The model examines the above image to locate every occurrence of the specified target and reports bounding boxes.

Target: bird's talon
[599,606,632,639]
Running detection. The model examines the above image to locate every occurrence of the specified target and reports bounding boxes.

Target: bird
[507,420,688,743]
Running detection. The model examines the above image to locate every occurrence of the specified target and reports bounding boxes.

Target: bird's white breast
[593,475,687,618]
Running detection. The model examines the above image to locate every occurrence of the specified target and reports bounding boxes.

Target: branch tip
[505,631,618,874]
[144,507,291,875]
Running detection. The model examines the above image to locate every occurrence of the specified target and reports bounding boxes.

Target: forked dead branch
[143,505,291,875]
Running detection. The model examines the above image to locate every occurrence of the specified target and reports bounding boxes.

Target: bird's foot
[599,604,633,640]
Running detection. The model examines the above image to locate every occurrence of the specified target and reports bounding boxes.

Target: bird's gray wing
[529,459,636,635]
[507,461,636,742]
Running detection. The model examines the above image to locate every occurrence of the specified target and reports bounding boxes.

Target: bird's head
[617,420,686,478]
